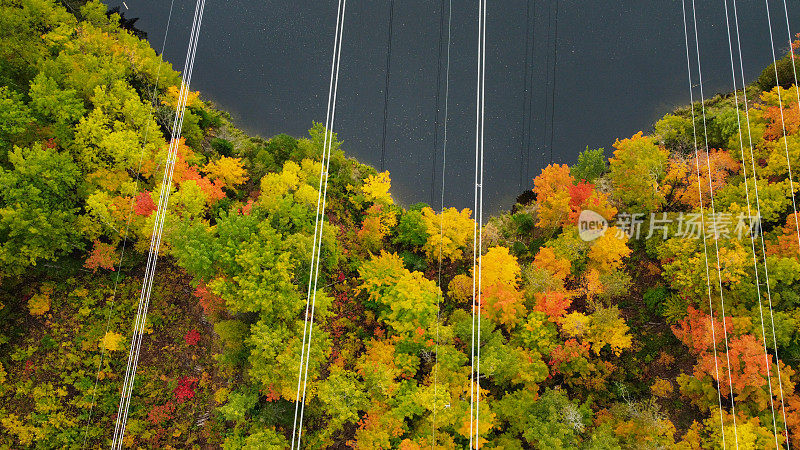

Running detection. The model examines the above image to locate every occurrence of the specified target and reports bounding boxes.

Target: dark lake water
[109,0,800,215]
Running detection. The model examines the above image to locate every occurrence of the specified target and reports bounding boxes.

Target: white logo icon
[578,210,607,241]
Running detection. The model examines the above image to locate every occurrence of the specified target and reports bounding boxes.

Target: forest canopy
[1,1,800,449]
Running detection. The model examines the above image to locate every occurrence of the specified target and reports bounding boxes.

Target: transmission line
[681,0,740,446]
[520,0,532,190]
[81,0,176,446]
[524,1,537,184]
[723,0,783,445]
[112,0,206,447]
[291,0,347,447]
[431,0,447,205]
[432,0,452,444]
[757,0,798,443]
[548,0,559,164]
[470,0,487,447]
[381,0,395,172]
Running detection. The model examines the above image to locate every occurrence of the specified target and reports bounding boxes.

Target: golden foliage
[260,160,301,200]
[587,306,632,356]
[100,331,125,352]
[560,312,592,338]
[587,227,631,273]
[583,268,604,298]
[532,163,574,228]
[663,150,739,208]
[479,246,521,288]
[27,286,53,317]
[477,247,526,327]
[161,85,201,109]
[447,273,473,302]
[533,246,571,281]
[420,207,474,262]
[204,156,248,187]
[363,171,394,205]
[651,377,674,398]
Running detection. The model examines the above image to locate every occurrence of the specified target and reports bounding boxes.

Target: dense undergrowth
[2,1,800,448]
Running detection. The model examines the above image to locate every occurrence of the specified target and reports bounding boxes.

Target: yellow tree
[363,171,394,205]
[663,150,739,208]
[533,246,571,282]
[560,307,632,356]
[532,163,574,228]
[475,246,526,328]
[587,227,631,274]
[259,159,323,211]
[447,273,473,303]
[586,306,632,356]
[420,206,474,262]
[357,204,396,253]
[161,84,201,109]
[204,156,248,188]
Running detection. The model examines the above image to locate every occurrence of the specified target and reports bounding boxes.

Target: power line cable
[548,0,559,164]
[520,0,532,190]
[691,3,741,447]
[432,0,452,446]
[525,0,537,184]
[679,0,733,446]
[381,0,395,172]
[292,0,347,447]
[724,0,788,442]
[81,0,176,446]
[116,4,205,442]
[431,0,447,206]
[112,0,206,447]
[291,0,344,441]
[687,0,741,446]
[470,0,487,447]
[722,0,781,445]
[778,0,800,252]
[758,0,798,443]
[115,5,205,445]
[116,0,205,439]
[732,0,789,441]
[542,0,552,164]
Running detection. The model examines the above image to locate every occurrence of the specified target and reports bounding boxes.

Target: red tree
[133,191,157,216]
[184,329,201,346]
[174,376,198,402]
[84,241,117,272]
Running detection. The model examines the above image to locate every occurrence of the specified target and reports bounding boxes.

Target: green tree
[757,54,799,91]
[654,113,693,153]
[0,0,76,88]
[496,388,590,448]
[571,147,606,183]
[316,366,368,436]
[0,86,33,153]
[246,318,330,401]
[28,73,86,129]
[0,143,81,275]
[609,132,669,212]
[394,209,428,248]
[358,251,439,339]
[480,329,548,389]
[73,80,163,175]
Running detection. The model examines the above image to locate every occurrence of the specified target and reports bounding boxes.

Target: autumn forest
[2,0,800,448]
